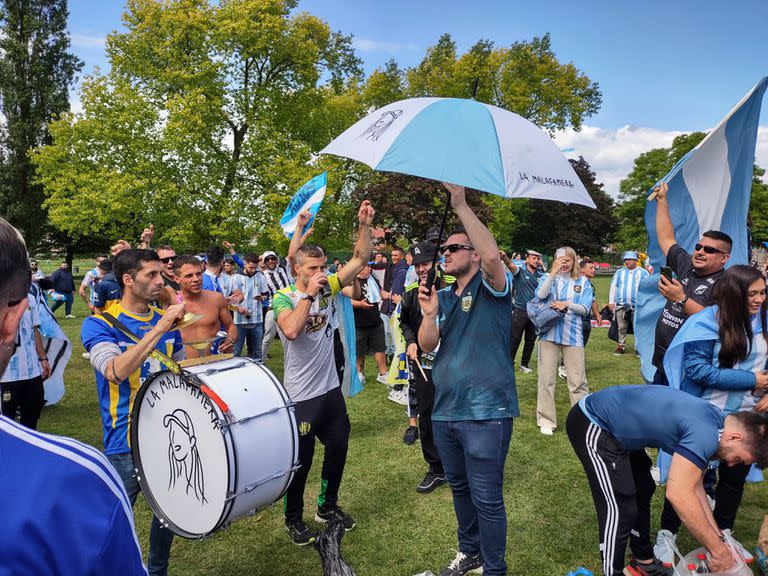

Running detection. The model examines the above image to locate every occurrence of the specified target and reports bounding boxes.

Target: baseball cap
[425,227,446,243]
[410,242,437,265]
[622,250,639,261]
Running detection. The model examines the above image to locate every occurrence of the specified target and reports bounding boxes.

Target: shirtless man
[172,254,237,357]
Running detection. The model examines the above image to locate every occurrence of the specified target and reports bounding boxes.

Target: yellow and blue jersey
[81,304,183,455]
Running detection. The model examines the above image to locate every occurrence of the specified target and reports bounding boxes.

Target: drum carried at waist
[131,357,298,539]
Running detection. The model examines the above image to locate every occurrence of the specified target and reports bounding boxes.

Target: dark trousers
[50,292,74,315]
[509,308,536,367]
[567,406,656,576]
[652,369,669,386]
[433,418,512,576]
[412,365,443,475]
[660,462,751,533]
[233,322,264,362]
[108,452,174,576]
[285,386,350,523]
[1,375,45,429]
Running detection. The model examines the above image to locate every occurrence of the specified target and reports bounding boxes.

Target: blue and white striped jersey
[609,266,649,308]
[538,274,594,347]
[1,294,42,383]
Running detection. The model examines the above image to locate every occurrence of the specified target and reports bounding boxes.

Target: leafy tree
[749,165,768,244]
[34,0,363,250]
[506,157,616,256]
[0,0,82,249]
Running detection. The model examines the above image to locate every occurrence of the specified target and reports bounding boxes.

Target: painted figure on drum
[163,409,207,504]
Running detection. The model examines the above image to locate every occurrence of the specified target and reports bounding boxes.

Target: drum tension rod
[218,403,296,431]
[225,465,302,502]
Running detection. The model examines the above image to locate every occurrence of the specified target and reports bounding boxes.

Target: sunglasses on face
[265,257,277,262]
[159,256,175,263]
[694,243,728,255]
[439,243,474,254]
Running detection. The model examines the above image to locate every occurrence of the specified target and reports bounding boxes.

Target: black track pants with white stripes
[566,405,657,576]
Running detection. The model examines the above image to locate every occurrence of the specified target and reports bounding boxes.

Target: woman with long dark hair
[654,264,768,567]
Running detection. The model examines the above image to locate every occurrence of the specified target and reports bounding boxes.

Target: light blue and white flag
[636,77,768,382]
[279,172,327,239]
[31,283,71,405]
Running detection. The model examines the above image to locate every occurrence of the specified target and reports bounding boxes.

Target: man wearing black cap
[400,242,446,494]
[502,249,543,373]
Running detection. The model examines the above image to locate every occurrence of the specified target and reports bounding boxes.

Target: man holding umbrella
[419,183,518,576]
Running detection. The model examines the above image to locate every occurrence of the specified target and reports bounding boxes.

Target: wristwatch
[302,293,315,303]
[675,295,689,308]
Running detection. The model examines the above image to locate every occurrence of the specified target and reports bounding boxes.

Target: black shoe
[417,470,447,494]
[438,550,483,575]
[285,520,318,546]
[403,425,419,445]
[315,504,356,531]
[623,557,672,576]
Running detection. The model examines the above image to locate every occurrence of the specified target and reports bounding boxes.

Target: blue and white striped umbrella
[320,97,596,208]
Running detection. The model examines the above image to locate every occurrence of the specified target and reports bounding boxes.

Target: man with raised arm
[418,183,518,576]
[274,201,374,546]
[651,181,731,385]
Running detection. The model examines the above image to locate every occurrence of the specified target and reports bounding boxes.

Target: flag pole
[426,189,451,289]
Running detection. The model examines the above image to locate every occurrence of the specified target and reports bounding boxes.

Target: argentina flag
[279,172,327,238]
[635,77,768,381]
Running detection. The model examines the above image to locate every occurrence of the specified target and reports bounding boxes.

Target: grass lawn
[36,275,767,575]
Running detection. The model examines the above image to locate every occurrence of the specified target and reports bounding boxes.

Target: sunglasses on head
[159,256,175,263]
[694,243,728,255]
[439,243,474,254]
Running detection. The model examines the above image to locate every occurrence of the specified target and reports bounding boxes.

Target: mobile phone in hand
[555,248,565,258]
[660,266,673,281]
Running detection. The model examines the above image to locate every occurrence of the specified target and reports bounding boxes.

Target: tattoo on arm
[482,267,495,282]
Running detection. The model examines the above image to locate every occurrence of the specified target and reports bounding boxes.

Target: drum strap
[102,312,181,375]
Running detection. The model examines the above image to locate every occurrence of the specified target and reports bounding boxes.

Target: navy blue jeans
[107,452,174,576]
[50,292,74,315]
[234,322,264,362]
[433,419,513,576]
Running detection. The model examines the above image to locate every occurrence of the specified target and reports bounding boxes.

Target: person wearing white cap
[608,250,649,355]
[261,250,293,360]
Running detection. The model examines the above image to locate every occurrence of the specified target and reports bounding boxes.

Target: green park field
[36,274,768,576]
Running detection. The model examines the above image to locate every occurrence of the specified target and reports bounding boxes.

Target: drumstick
[414,358,428,381]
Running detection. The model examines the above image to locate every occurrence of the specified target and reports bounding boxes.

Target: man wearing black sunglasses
[418,183,518,576]
[651,181,732,386]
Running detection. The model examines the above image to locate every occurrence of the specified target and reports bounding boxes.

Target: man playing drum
[81,249,187,576]
[275,200,375,545]
[172,254,238,358]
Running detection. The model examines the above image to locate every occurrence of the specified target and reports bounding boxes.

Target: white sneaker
[722,529,754,564]
[557,366,567,379]
[519,365,533,374]
[376,373,389,385]
[540,426,554,436]
[387,388,408,406]
[653,529,677,568]
[650,466,661,484]
[357,371,366,385]
[65,314,76,319]
[81,352,90,359]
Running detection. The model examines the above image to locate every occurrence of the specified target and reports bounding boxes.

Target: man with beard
[172,254,236,358]
[81,248,187,575]
[399,242,446,494]
[418,183,517,576]
[567,385,768,576]
[651,182,731,385]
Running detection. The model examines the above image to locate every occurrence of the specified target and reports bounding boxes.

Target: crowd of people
[2,179,768,576]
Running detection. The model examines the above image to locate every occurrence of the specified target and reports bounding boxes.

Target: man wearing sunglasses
[418,183,518,576]
[652,181,732,386]
[156,245,180,291]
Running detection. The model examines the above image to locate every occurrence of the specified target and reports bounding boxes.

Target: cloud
[553,124,768,199]
[70,33,106,49]
[352,37,418,54]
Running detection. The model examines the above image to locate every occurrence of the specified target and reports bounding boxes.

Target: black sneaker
[285,520,318,546]
[315,504,356,531]
[416,470,447,494]
[403,425,419,445]
[438,550,483,576]
[623,557,672,576]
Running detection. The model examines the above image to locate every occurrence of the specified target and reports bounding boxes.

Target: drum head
[132,371,231,537]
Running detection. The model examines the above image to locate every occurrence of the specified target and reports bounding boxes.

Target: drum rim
[130,367,235,539]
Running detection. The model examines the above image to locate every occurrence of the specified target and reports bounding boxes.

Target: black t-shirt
[652,244,724,370]
[353,277,383,328]
[163,274,180,291]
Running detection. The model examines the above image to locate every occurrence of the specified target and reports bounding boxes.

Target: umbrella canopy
[320,97,596,209]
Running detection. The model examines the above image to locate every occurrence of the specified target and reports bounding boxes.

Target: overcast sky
[67,0,768,197]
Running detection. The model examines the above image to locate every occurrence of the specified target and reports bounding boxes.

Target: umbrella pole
[427,189,451,289]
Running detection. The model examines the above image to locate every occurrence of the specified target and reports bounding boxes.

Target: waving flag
[635,77,768,381]
[279,172,327,239]
[30,283,71,404]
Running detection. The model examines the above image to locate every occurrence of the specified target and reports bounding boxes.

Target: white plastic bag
[674,546,752,575]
